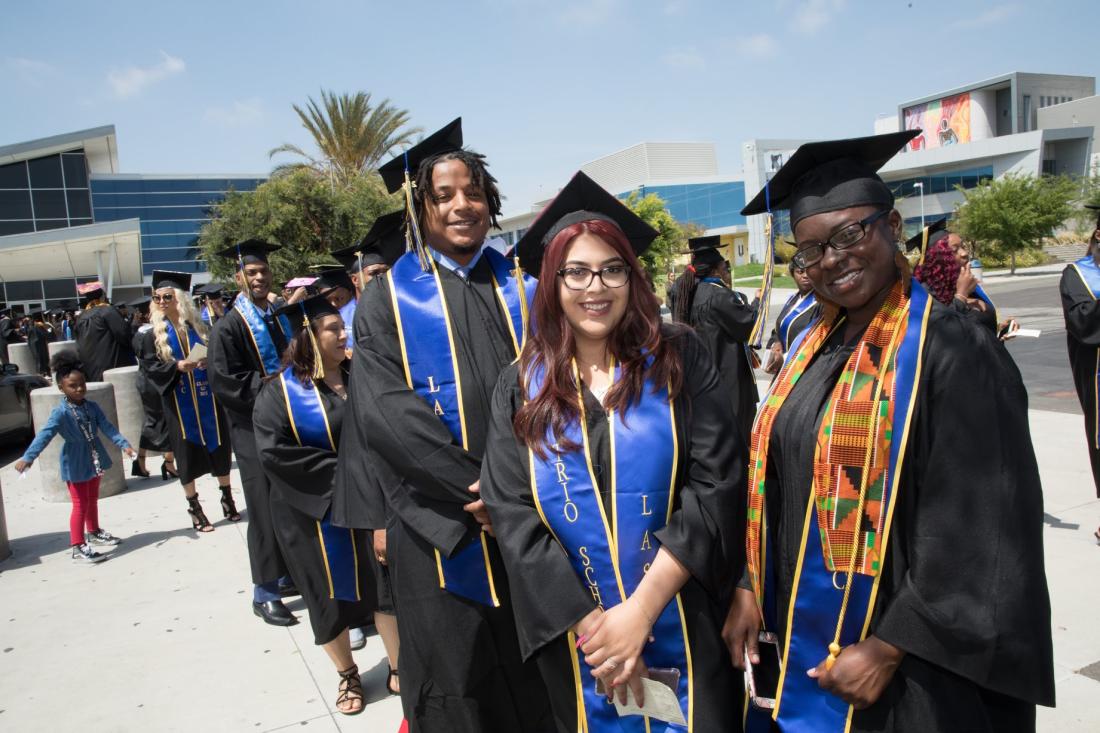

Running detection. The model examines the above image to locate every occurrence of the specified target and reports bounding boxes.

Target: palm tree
[270,90,421,184]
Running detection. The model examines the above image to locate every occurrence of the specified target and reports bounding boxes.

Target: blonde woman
[136,271,237,532]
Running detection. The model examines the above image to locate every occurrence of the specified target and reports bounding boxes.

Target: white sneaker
[72,543,106,564]
[349,626,367,650]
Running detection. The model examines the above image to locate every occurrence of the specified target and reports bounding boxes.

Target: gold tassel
[918,226,930,267]
[403,170,430,272]
[305,314,325,380]
[512,256,530,349]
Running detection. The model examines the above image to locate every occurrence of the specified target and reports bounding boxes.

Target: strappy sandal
[335,664,364,716]
[187,495,215,533]
[387,667,400,696]
[220,486,242,522]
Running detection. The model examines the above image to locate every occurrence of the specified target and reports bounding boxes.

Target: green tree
[954,173,1076,273]
[1074,174,1100,234]
[269,90,421,185]
[196,168,399,283]
[622,191,689,285]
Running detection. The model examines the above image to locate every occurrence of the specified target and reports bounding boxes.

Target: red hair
[913,239,962,305]
[513,219,684,458]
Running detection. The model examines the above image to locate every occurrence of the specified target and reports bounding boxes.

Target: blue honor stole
[201,305,211,325]
[527,360,693,732]
[1071,256,1100,449]
[278,367,360,602]
[972,283,996,322]
[387,247,535,606]
[233,294,291,375]
[771,282,933,733]
[165,322,221,451]
[777,292,817,351]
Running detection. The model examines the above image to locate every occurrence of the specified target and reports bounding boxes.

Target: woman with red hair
[480,173,744,731]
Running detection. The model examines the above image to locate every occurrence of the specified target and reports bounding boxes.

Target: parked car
[0,363,48,447]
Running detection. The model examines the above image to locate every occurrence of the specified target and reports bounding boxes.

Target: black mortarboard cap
[684,235,726,267]
[196,282,225,297]
[76,281,105,303]
[274,294,342,336]
[152,270,193,292]
[215,239,281,268]
[332,210,407,272]
[378,118,463,194]
[311,267,355,294]
[129,296,152,313]
[515,171,659,276]
[904,217,949,253]
[741,130,919,229]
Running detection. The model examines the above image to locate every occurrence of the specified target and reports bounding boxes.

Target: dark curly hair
[913,239,962,305]
[50,349,86,381]
[413,149,502,229]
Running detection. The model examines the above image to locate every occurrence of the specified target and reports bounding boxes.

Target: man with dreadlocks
[336,119,550,731]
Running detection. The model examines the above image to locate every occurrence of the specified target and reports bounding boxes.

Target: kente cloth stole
[527,359,692,732]
[165,321,221,451]
[387,247,535,607]
[278,367,360,602]
[745,279,932,733]
[233,294,291,375]
[1071,256,1100,448]
[778,292,817,352]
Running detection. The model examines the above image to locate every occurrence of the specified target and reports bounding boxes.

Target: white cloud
[734,33,778,58]
[780,0,847,35]
[107,51,185,99]
[558,0,620,27]
[5,57,57,86]
[204,98,264,128]
[661,47,706,71]
[948,4,1021,30]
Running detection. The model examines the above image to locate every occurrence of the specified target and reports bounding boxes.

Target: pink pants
[67,477,101,546]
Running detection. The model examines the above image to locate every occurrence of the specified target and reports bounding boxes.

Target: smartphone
[745,631,782,710]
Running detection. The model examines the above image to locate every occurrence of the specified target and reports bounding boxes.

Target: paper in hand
[612,677,687,726]
[184,343,208,363]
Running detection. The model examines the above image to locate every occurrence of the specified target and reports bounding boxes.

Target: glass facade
[91,176,264,275]
[625,181,747,230]
[0,151,93,236]
[888,166,994,198]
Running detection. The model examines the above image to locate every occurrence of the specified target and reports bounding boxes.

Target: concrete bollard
[103,366,143,458]
[0,475,10,562]
[9,343,35,377]
[48,339,78,361]
[29,382,126,502]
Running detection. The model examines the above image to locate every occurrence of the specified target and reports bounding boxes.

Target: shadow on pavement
[0,525,206,570]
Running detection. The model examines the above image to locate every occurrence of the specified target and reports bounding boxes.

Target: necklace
[66,400,103,476]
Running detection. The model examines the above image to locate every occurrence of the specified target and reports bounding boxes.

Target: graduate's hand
[123,447,137,459]
[722,587,760,671]
[807,635,904,709]
[956,263,978,298]
[177,360,197,373]
[582,596,655,691]
[463,481,494,537]
[373,529,387,565]
[195,359,208,370]
[763,343,783,375]
[14,459,31,473]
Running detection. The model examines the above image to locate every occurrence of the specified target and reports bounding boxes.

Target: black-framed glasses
[151,294,175,303]
[791,209,890,269]
[557,265,631,291]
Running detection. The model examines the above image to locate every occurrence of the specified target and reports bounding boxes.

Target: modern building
[0,125,263,315]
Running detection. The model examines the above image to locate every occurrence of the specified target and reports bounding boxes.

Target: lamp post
[913,181,925,230]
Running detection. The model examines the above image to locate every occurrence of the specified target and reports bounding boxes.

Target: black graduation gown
[26,324,50,375]
[130,327,172,452]
[689,281,759,442]
[208,306,289,585]
[481,327,745,733]
[253,368,377,645]
[1060,265,1100,496]
[138,328,231,481]
[764,303,1054,732]
[342,254,552,733]
[0,315,22,344]
[74,305,136,382]
[767,291,820,352]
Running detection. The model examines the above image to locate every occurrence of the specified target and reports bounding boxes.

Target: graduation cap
[215,239,281,270]
[195,282,225,298]
[378,118,463,195]
[904,218,949,265]
[129,296,152,314]
[515,171,659,277]
[683,235,726,267]
[152,270,193,292]
[273,295,342,380]
[332,210,407,274]
[76,280,105,304]
[741,130,919,229]
[311,266,355,294]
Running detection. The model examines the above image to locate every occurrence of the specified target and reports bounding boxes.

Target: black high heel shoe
[187,494,214,533]
[131,460,151,478]
[161,460,179,480]
[220,486,242,522]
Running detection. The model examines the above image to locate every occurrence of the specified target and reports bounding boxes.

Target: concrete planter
[8,343,35,378]
[103,366,143,457]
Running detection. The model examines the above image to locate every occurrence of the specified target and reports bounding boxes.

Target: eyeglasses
[151,294,175,303]
[557,265,631,291]
[791,209,891,269]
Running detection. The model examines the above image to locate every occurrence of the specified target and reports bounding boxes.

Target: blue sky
[2,0,1097,214]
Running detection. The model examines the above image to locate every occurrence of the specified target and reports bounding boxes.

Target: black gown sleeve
[1061,266,1100,345]
[700,284,756,342]
[137,329,182,396]
[480,363,598,661]
[253,378,338,520]
[207,313,264,418]
[872,309,1055,706]
[104,307,135,357]
[653,329,747,602]
[352,276,483,505]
